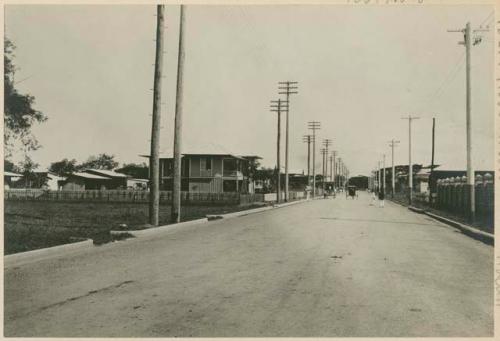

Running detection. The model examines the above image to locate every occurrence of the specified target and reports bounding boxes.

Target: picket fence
[4,189,266,205]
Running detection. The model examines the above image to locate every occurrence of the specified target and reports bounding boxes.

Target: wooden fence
[434,174,494,228]
[4,189,266,205]
[408,173,494,230]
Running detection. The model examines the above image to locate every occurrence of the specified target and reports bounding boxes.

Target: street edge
[408,206,494,245]
[4,239,94,268]
[111,198,309,238]
[110,217,209,237]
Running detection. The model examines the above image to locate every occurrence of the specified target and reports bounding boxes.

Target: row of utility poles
[303,123,349,198]
[373,21,487,223]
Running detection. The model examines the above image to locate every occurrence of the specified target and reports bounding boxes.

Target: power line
[421,51,466,109]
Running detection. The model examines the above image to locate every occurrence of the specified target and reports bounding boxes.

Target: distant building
[4,171,22,189]
[43,172,66,190]
[348,175,369,189]
[84,169,128,189]
[60,172,114,191]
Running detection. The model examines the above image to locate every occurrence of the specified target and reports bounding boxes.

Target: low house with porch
[84,169,128,189]
[4,171,22,189]
[142,148,261,193]
[60,172,114,191]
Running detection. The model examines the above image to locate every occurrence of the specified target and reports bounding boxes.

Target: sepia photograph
[2,1,497,337]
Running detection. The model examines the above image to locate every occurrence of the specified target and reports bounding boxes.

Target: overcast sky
[5,4,495,175]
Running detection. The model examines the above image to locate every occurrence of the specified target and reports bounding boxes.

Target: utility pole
[171,5,186,223]
[320,148,326,194]
[329,154,333,182]
[430,117,436,203]
[401,115,419,206]
[322,139,332,190]
[149,4,165,226]
[278,81,298,202]
[382,154,386,197]
[338,158,343,189]
[308,121,321,197]
[331,151,337,189]
[448,23,487,222]
[389,139,400,198]
[302,135,313,186]
[337,157,342,189]
[378,160,381,193]
[271,99,287,203]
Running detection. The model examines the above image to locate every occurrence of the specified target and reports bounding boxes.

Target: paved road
[4,192,493,337]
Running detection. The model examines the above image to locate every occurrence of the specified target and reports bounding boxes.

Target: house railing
[222,170,242,177]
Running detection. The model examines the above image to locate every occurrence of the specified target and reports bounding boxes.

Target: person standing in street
[378,187,385,207]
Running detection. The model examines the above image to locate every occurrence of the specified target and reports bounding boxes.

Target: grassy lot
[4,200,266,255]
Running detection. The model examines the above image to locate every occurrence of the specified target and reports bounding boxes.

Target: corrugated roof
[4,171,22,177]
[140,143,260,160]
[85,169,128,178]
[71,172,111,180]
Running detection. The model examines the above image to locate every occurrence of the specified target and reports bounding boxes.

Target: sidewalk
[390,197,494,245]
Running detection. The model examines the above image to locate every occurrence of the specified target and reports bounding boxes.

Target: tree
[49,158,77,176]
[246,157,261,179]
[115,162,149,179]
[78,153,119,170]
[19,155,43,188]
[4,159,21,173]
[254,167,276,192]
[4,38,47,157]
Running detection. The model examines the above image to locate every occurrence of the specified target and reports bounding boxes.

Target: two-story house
[142,152,261,193]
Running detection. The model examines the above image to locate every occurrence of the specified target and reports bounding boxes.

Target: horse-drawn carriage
[346,185,358,199]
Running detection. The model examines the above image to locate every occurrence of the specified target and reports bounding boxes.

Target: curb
[209,199,308,220]
[111,199,309,238]
[110,218,208,238]
[394,202,493,245]
[423,211,494,246]
[408,206,425,214]
[4,239,94,269]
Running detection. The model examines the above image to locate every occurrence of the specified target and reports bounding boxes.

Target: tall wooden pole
[171,5,186,223]
[277,103,281,203]
[430,118,435,203]
[149,5,165,226]
[382,154,386,197]
[465,22,475,222]
[448,22,487,222]
[279,82,298,202]
[271,99,285,203]
[332,151,337,190]
[402,115,419,205]
[307,136,311,183]
[389,139,399,198]
[308,121,320,197]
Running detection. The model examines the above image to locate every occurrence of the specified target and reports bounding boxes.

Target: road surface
[4,192,493,337]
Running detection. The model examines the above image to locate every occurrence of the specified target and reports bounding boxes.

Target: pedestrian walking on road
[378,188,385,208]
[371,191,377,206]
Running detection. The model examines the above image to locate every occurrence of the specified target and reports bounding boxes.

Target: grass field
[4,200,266,255]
